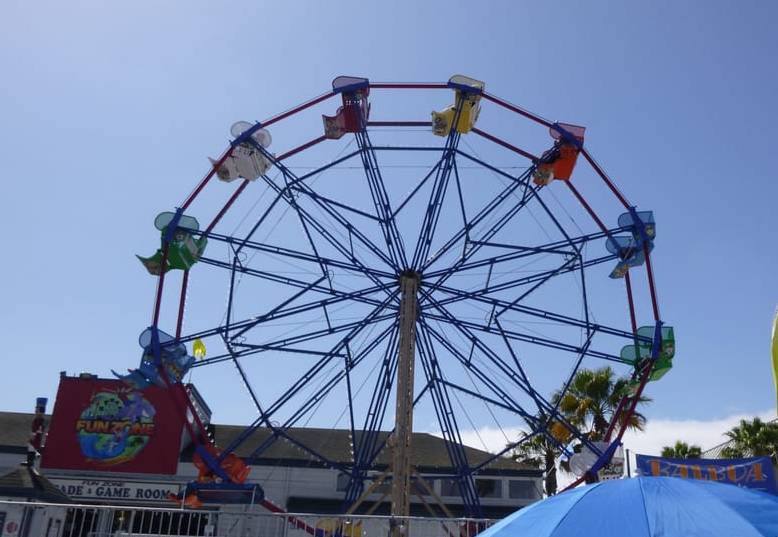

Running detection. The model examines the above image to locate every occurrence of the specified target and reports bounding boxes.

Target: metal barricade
[0,500,495,537]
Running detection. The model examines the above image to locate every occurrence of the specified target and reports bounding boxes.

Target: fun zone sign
[42,376,186,474]
[51,478,181,502]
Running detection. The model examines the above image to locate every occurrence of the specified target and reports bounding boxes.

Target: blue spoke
[421,254,618,308]
[424,227,626,278]
[231,189,286,257]
[422,168,535,278]
[220,293,399,461]
[470,430,543,473]
[493,317,548,417]
[419,296,603,457]
[343,323,401,507]
[423,310,625,363]
[271,165,332,282]
[230,274,329,340]
[451,158,470,257]
[455,149,530,184]
[250,320,399,461]
[221,313,397,361]
[391,159,443,218]
[295,187,383,222]
[198,229,395,279]
[547,331,593,430]
[494,256,581,318]
[195,292,397,369]
[437,379,531,416]
[178,281,393,344]
[419,316,539,425]
[285,148,364,188]
[521,186,597,339]
[416,323,481,516]
[466,241,576,256]
[355,129,409,268]
[250,140,399,271]
[208,345,348,363]
[412,122,463,267]
[199,256,393,306]
[254,293,397,427]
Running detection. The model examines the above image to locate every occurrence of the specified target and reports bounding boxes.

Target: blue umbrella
[478,477,778,537]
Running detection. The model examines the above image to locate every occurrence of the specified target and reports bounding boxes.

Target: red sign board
[42,376,186,475]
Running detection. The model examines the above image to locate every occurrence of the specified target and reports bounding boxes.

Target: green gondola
[137,212,207,275]
[621,325,675,395]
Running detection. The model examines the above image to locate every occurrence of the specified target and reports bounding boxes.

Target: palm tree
[720,418,778,461]
[511,431,559,497]
[555,367,650,440]
[510,411,572,497]
[511,368,650,494]
[661,441,702,459]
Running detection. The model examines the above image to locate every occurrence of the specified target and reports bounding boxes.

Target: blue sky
[1,1,777,454]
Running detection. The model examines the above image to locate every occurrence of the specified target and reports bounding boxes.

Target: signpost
[50,478,181,503]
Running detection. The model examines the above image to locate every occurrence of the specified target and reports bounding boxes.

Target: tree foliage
[511,367,651,497]
[555,366,650,440]
[661,440,703,459]
[511,427,559,498]
[720,418,778,461]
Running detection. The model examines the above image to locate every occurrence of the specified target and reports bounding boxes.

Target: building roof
[702,439,732,459]
[200,424,537,475]
[0,411,537,477]
[0,465,72,502]
[701,418,778,459]
[0,412,42,454]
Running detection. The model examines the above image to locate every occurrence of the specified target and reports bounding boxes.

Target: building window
[440,478,504,498]
[509,480,540,500]
[336,474,390,494]
[371,478,391,494]
[336,473,350,492]
[475,478,502,498]
[439,478,460,497]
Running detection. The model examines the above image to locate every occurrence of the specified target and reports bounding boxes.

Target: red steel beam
[482,93,553,128]
[175,270,189,339]
[565,181,610,236]
[367,121,432,127]
[262,91,336,128]
[369,83,448,90]
[581,148,632,210]
[471,127,538,161]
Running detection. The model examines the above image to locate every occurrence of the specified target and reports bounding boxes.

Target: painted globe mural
[76,391,156,465]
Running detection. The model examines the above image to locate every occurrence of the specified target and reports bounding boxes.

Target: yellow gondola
[432,75,485,137]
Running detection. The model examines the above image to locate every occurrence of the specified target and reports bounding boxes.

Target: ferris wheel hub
[398,269,422,284]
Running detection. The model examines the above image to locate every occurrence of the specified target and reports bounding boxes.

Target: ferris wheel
[123,75,673,518]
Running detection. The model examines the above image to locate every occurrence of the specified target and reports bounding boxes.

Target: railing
[0,500,495,537]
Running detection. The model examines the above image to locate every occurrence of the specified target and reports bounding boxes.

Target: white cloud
[457,425,527,455]
[620,409,775,462]
[455,409,776,457]
[449,409,776,487]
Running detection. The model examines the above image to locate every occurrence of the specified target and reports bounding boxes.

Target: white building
[0,375,542,536]
[0,412,542,511]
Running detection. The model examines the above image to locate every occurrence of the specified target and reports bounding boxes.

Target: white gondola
[209,121,273,182]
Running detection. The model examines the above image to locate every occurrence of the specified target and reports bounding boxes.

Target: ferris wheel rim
[142,78,665,509]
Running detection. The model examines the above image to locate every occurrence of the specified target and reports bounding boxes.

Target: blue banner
[635,454,777,494]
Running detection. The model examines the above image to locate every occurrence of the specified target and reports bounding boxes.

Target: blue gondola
[113,328,194,389]
[607,211,656,278]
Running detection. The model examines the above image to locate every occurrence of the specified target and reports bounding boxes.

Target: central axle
[390,270,421,530]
